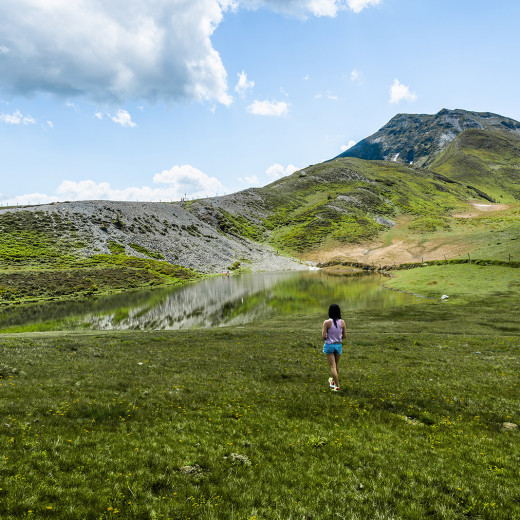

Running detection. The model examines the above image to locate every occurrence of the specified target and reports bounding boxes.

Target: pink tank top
[325,319,343,344]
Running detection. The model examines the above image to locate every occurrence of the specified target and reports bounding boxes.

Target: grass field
[1,264,519,519]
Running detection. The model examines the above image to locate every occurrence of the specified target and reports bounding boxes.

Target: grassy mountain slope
[189,157,501,257]
[430,129,520,201]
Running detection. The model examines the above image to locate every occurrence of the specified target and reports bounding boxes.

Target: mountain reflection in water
[0,271,420,332]
[85,271,418,331]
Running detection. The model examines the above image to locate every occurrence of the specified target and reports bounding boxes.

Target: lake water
[1,271,420,332]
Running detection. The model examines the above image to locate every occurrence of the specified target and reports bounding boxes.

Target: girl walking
[322,304,346,392]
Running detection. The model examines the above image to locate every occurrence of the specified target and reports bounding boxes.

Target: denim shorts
[323,343,342,355]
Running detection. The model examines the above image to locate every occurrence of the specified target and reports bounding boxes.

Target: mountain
[336,108,520,167]
[2,107,520,306]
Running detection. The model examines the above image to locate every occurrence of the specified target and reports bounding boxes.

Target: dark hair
[328,304,341,327]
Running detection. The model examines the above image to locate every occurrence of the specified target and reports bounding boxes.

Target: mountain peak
[336,108,520,166]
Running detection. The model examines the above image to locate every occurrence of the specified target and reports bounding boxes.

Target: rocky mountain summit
[336,108,520,167]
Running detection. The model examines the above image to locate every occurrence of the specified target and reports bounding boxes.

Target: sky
[1,0,519,205]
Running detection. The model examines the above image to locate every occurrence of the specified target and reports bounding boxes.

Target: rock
[502,422,518,430]
[179,464,203,475]
[224,453,251,466]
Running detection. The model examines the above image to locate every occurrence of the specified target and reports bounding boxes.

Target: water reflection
[0,271,420,332]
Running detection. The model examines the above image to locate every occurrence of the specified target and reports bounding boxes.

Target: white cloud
[0,2,381,106]
[237,0,375,18]
[0,110,36,125]
[0,165,227,205]
[340,140,356,152]
[0,192,59,206]
[238,175,260,186]
[66,101,80,111]
[315,90,338,101]
[389,79,417,104]
[346,0,382,13]
[108,109,137,127]
[266,163,299,180]
[153,165,226,198]
[46,121,54,129]
[350,69,363,82]
[0,1,232,106]
[235,70,255,97]
[247,100,289,116]
[94,109,137,127]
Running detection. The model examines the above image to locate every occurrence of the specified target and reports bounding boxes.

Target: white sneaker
[328,377,335,389]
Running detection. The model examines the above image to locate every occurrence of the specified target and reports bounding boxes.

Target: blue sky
[1,0,519,205]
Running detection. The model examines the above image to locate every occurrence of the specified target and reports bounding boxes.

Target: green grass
[384,263,520,303]
[129,243,165,260]
[256,158,477,254]
[430,129,520,202]
[1,274,519,519]
[0,210,202,305]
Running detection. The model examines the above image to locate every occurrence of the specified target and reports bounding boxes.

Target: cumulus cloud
[0,192,58,206]
[0,110,36,125]
[340,140,356,152]
[0,1,382,106]
[346,0,382,13]
[247,100,289,116]
[94,109,137,127]
[266,163,299,180]
[238,175,260,186]
[236,0,379,18]
[235,71,255,97]
[0,0,232,105]
[389,79,417,104]
[108,110,137,127]
[0,165,227,205]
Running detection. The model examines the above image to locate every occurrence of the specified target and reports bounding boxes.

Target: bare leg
[326,353,340,388]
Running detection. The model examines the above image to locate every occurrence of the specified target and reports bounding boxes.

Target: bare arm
[322,320,330,340]
[341,320,347,339]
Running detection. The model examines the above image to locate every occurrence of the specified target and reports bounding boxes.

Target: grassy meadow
[1,263,519,519]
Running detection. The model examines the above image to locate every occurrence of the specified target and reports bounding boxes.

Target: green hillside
[252,158,480,253]
[430,129,520,202]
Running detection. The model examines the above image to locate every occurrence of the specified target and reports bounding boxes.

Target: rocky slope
[0,200,307,273]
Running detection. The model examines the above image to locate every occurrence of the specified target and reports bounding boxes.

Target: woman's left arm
[341,320,347,339]
[322,320,329,340]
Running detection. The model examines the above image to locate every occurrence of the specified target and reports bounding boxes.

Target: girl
[322,303,347,392]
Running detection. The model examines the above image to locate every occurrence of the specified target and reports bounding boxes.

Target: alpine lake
[0,270,422,333]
